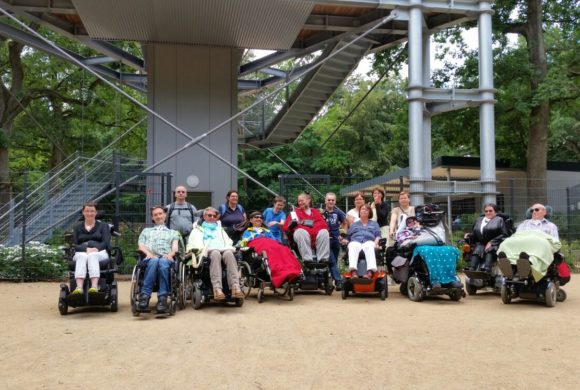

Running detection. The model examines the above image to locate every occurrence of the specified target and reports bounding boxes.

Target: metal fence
[1,172,578,281]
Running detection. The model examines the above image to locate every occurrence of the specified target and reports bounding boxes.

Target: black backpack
[497,212,515,237]
[414,204,444,227]
[165,202,196,229]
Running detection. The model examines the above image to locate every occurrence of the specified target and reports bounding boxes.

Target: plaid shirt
[516,219,559,240]
[138,225,179,257]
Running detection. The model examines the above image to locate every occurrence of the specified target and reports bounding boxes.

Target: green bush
[0,242,66,280]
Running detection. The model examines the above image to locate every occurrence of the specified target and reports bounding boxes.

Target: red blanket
[248,237,302,288]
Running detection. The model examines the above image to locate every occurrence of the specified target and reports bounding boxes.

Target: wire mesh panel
[279,174,330,209]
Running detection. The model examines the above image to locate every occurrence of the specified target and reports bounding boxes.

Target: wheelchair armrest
[111,246,124,265]
[288,220,298,231]
[135,250,146,261]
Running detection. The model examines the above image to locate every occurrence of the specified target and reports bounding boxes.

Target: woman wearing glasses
[464,203,509,272]
[240,211,301,289]
[187,207,244,301]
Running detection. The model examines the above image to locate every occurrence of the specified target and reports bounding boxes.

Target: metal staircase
[0,150,118,245]
[242,37,374,148]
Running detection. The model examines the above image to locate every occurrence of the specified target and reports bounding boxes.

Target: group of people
[69,183,562,312]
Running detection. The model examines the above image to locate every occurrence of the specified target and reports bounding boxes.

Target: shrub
[0,242,66,280]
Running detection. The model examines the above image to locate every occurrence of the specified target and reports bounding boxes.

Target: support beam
[478,0,497,206]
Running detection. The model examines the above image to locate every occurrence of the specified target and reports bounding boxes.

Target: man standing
[166,185,199,242]
[516,203,559,239]
[263,196,287,243]
[137,206,180,313]
[322,192,346,290]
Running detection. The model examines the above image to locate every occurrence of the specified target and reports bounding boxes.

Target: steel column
[407,0,425,206]
[478,0,497,206]
[422,33,432,182]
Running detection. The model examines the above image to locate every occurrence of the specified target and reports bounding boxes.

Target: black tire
[500,284,512,304]
[288,286,295,301]
[341,287,348,300]
[239,261,253,298]
[545,283,557,307]
[130,266,140,315]
[557,289,567,302]
[324,274,334,296]
[449,290,462,301]
[177,263,186,310]
[235,297,244,307]
[465,282,478,296]
[58,287,68,316]
[407,276,423,302]
[379,288,386,301]
[169,300,177,315]
[110,282,118,312]
[399,283,408,296]
[257,288,264,303]
[192,287,202,310]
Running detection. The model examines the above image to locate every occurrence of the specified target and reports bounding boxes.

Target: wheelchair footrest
[347,277,373,285]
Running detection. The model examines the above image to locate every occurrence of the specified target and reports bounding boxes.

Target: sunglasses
[252,215,263,219]
[532,208,543,212]
[206,214,217,218]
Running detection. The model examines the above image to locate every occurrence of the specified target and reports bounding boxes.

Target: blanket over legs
[248,237,302,288]
[413,245,460,285]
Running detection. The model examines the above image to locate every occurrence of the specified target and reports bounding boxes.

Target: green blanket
[497,230,561,281]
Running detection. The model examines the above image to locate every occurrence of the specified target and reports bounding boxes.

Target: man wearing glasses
[187,207,244,300]
[322,192,346,290]
[516,203,559,240]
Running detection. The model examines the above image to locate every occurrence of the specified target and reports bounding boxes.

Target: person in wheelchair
[137,205,180,313]
[464,203,509,272]
[71,202,111,295]
[240,211,302,289]
[283,192,330,264]
[341,204,381,279]
[187,207,244,301]
[396,216,421,246]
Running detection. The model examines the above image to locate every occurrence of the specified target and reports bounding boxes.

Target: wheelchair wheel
[110,281,118,312]
[130,266,141,316]
[324,274,334,295]
[58,285,68,315]
[545,283,557,307]
[177,262,185,310]
[557,289,567,302]
[288,286,295,301]
[239,261,253,298]
[407,276,423,302]
[449,290,462,301]
[465,282,478,296]
[235,297,244,307]
[500,284,512,304]
[341,287,348,300]
[399,283,408,296]
[257,288,264,303]
[379,287,386,301]
[192,286,202,310]
[169,299,177,315]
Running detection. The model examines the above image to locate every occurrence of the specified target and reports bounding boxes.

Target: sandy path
[0,278,579,389]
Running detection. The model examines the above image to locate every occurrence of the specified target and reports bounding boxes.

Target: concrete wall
[145,44,241,206]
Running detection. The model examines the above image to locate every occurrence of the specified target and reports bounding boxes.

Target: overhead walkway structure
[0,0,498,217]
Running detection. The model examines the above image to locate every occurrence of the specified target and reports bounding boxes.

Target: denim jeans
[141,257,172,298]
[329,237,342,282]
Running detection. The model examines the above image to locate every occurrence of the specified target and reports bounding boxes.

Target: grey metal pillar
[478,0,497,206]
[408,0,425,206]
[422,33,432,182]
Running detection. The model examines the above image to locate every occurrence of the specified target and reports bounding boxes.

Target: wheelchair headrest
[525,205,553,219]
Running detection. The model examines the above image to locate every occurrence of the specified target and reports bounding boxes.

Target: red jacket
[283,207,328,245]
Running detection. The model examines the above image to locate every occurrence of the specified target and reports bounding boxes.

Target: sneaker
[213,288,226,301]
[71,288,83,295]
[156,296,168,313]
[88,287,99,294]
[334,280,342,292]
[138,294,150,311]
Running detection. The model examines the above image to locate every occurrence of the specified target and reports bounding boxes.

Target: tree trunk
[0,40,26,210]
[525,0,549,204]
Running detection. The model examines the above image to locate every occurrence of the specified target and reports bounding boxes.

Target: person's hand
[389,231,395,238]
[166,253,175,260]
[484,242,492,251]
[464,233,469,239]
